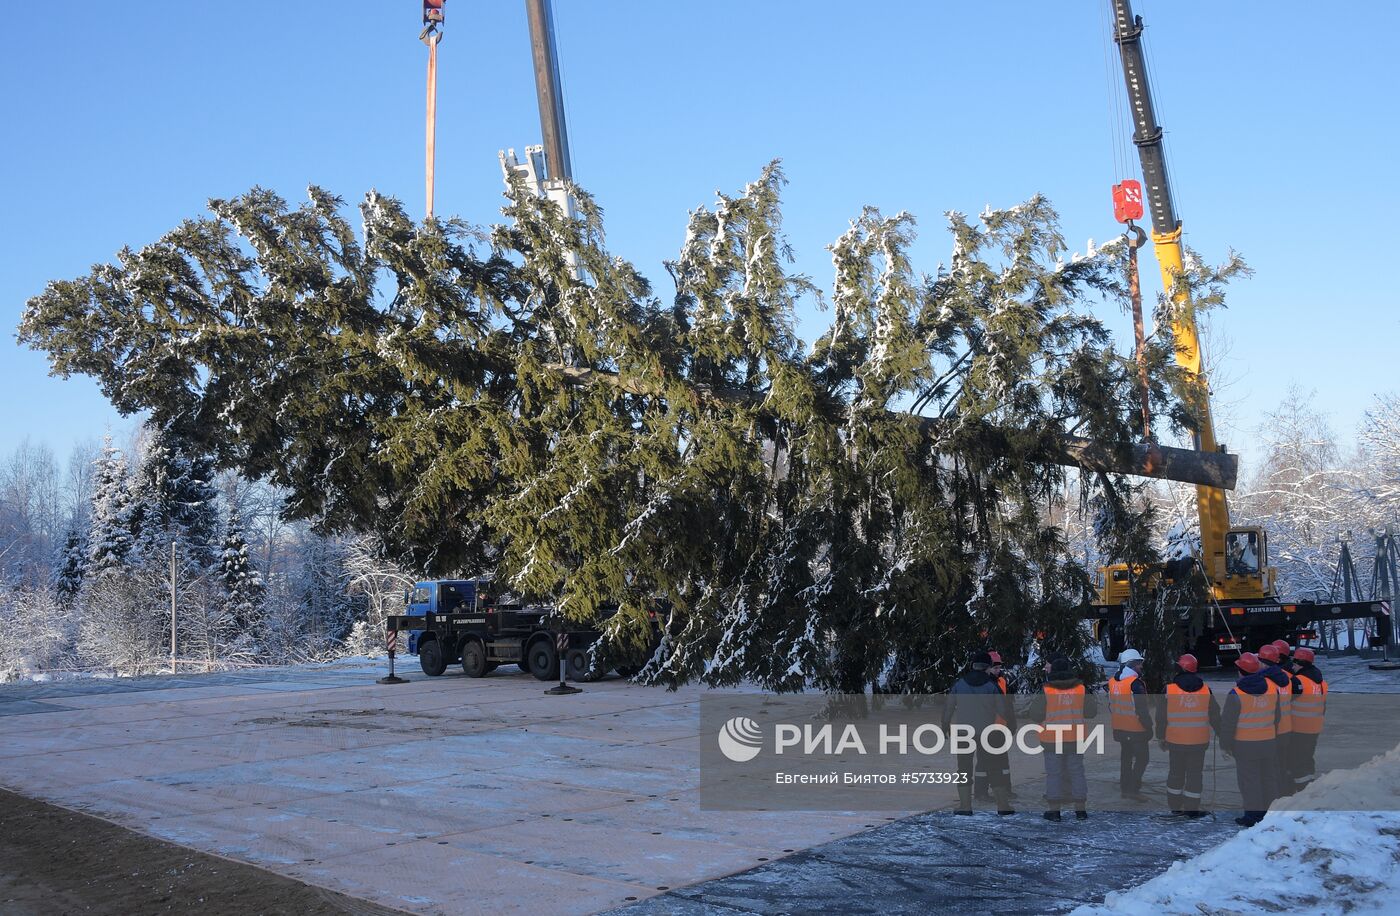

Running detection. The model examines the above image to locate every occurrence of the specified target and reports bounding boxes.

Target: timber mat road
[0,655,1393,914]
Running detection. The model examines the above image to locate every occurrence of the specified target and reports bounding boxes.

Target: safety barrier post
[378,628,409,684]
[545,629,581,695]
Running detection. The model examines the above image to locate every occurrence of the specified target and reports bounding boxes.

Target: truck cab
[404,579,491,655]
[1219,526,1277,600]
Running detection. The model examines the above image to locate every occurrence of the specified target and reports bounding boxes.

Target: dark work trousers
[974,751,1012,797]
[1165,743,1208,812]
[1043,750,1087,807]
[961,747,1010,789]
[1232,739,1279,820]
[1117,732,1150,795]
[1274,733,1296,796]
[1291,732,1320,784]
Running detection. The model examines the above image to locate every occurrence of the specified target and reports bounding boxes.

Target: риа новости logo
[718,716,764,762]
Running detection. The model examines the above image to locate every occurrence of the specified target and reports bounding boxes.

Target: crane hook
[421,0,445,45]
[1124,222,1148,250]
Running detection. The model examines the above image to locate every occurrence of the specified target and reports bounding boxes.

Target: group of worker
[945,640,1328,827]
[1224,641,1329,825]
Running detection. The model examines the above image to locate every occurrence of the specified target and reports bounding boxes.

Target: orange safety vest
[1165,683,1212,745]
[1041,684,1087,745]
[1291,673,1328,735]
[1270,671,1294,735]
[1108,675,1146,733]
[1233,685,1278,742]
[995,675,1009,727]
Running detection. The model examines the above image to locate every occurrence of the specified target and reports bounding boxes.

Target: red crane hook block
[1113,179,1144,224]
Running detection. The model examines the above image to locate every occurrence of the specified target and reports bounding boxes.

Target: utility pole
[170,539,178,674]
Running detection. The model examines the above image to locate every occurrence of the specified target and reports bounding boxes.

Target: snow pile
[1073,744,1400,915]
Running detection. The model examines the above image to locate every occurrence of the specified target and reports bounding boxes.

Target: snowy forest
[0,426,412,679]
[5,168,1398,686]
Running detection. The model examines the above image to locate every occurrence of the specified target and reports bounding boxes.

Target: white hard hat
[1117,649,1145,664]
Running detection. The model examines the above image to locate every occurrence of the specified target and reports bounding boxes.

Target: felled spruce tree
[21,164,1223,691]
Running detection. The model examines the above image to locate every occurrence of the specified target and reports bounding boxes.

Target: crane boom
[1109,0,1232,588]
[525,0,573,183]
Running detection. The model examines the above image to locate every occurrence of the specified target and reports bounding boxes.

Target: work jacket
[1108,668,1153,737]
[993,673,1017,729]
[1291,663,1328,736]
[1028,675,1099,748]
[1221,671,1280,751]
[1157,671,1221,746]
[942,669,1002,733]
[1262,664,1295,735]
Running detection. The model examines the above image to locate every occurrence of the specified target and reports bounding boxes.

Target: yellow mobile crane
[1090,0,1391,663]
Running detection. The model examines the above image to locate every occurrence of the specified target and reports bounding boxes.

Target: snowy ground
[0,659,922,914]
[1072,652,1400,915]
[3,652,1397,914]
[1072,745,1400,915]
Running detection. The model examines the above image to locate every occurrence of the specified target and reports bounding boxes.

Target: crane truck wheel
[418,638,448,677]
[566,648,599,682]
[461,640,490,678]
[526,637,560,681]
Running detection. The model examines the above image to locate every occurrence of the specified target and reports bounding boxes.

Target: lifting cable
[1126,224,1151,438]
[1102,1,1151,440]
[421,1,446,219]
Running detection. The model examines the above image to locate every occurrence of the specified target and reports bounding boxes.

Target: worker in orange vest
[1258,641,1297,797]
[1155,653,1220,818]
[975,650,1017,803]
[1289,646,1328,789]
[1108,648,1154,802]
[1028,656,1098,821]
[1221,651,1281,827]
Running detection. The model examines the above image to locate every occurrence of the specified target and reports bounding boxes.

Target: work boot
[1074,808,1089,821]
[954,784,973,816]
[1043,810,1062,822]
[993,787,1014,816]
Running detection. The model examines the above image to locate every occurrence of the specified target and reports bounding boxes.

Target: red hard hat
[1235,652,1262,674]
[988,651,1002,664]
[1272,639,1292,656]
[1294,646,1316,664]
[1177,654,1198,673]
[1258,644,1281,663]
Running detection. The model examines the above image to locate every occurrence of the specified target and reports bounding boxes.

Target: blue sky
[2,1,1395,474]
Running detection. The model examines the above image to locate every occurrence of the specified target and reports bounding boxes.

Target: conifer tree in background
[51,527,87,604]
[86,438,134,575]
[128,424,220,569]
[19,168,1233,690]
[219,508,264,642]
[298,533,355,655]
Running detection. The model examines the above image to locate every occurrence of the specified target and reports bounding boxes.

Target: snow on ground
[1072,743,1400,916]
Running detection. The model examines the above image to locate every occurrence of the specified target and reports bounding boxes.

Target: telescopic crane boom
[1110,0,1232,589]
[1093,0,1392,661]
